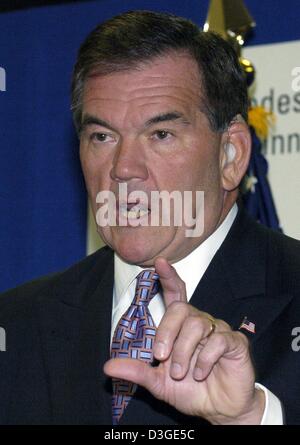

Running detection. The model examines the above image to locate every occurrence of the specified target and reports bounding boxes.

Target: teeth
[139,209,148,217]
[119,207,149,219]
[128,210,138,219]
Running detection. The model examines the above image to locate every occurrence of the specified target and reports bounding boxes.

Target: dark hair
[71,10,248,133]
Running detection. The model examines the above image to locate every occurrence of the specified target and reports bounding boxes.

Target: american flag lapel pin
[239,316,256,334]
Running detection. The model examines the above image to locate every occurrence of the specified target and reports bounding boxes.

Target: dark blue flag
[242,127,282,231]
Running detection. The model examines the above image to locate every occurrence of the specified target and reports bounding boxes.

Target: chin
[115,246,155,266]
[113,235,159,266]
[99,226,175,266]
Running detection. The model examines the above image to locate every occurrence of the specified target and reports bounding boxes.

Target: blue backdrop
[0,0,300,291]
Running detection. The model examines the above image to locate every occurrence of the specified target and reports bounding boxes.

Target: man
[0,10,299,425]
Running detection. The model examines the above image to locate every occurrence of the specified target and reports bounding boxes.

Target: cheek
[202,160,221,190]
[80,146,111,192]
[169,134,220,187]
[189,142,221,190]
[168,152,219,193]
[79,144,92,177]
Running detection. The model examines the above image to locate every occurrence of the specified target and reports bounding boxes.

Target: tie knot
[133,269,160,306]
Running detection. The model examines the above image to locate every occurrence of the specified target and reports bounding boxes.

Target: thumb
[104,358,160,395]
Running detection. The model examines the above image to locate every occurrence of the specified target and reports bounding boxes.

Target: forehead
[81,53,204,121]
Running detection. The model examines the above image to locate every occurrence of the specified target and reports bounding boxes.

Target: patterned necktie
[111,269,160,425]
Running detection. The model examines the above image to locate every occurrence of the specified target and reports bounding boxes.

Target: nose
[110,138,149,183]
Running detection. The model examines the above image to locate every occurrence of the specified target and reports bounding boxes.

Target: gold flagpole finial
[204,0,256,85]
[204,0,255,53]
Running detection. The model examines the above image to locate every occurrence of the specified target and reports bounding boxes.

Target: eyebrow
[79,111,190,135]
[144,111,190,127]
[79,114,116,134]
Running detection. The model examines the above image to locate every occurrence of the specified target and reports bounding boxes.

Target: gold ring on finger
[207,317,216,336]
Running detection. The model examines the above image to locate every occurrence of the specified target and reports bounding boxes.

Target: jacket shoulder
[247,215,300,294]
[268,229,300,291]
[0,246,113,315]
[241,209,300,261]
[225,209,300,299]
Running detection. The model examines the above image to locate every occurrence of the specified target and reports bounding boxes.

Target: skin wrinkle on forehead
[80,53,207,123]
[83,81,201,103]
[85,50,202,84]
[83,90,200,105]
[82,88,206,135]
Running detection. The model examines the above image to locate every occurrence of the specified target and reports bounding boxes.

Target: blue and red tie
[111,269,160,425]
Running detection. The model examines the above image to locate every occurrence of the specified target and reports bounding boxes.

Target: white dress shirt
[112,204,283,425]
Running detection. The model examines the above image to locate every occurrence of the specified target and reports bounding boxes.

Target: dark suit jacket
[1,208,300,425]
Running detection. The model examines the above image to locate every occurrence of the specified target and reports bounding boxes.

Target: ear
[219,115,251,192]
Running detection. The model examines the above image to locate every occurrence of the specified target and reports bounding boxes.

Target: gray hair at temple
[71,10,248,134]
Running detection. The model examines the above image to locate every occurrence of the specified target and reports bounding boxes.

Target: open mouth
[118,201,150,220]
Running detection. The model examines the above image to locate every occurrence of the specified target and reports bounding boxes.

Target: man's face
[80,53,227,266]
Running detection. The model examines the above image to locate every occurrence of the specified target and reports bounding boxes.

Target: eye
[90,133,107,142]
[152,130,173,141]
[90,132,113,143]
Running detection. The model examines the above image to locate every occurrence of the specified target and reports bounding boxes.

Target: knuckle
[196,345,218,366]
[236,331,250,347]
[185,315,203,332]
[212,332,227,349]
[155,326,171,344]
[177,278,185,290]
[216,319,231,331]
[155,325,172,342]
[169,300,188,315]
[171,346,185,365]
[154,329,165,343]
[197,351,213,366]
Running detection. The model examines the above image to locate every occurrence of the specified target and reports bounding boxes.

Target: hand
[104,257,265,425]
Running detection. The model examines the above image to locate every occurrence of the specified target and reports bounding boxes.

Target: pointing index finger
[154,257,187,307]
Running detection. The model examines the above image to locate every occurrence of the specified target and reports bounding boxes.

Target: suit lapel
[37,248,114,424]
